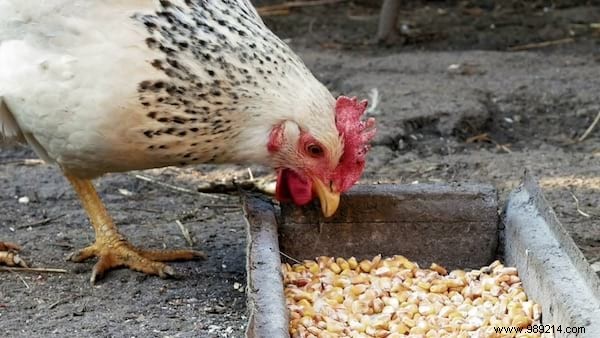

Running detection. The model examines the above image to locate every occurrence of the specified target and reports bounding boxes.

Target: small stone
[118,188,133,196]
[448,63,460,71]
[18,196,30,204]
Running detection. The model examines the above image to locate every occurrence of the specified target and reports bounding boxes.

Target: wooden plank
[243,195,288,338]
[281,183,498,224]
[504,173,600,337]
[279,183,499,270]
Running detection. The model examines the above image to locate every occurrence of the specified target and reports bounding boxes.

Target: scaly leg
[0,241,28,267]
[65,175,206,283]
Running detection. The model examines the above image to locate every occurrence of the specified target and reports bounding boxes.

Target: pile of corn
[283,255,543,338]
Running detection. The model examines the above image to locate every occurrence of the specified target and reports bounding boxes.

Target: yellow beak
[311,178,340,218]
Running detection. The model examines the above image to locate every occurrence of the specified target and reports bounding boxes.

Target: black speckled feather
[0,0,336,177]
[133,0,318,164]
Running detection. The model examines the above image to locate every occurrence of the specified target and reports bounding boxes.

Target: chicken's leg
[0,241,28,267]
[65,175,206,283]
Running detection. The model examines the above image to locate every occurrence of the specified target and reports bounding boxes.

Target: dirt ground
[1,1,599,337]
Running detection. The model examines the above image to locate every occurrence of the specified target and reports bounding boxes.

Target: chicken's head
[268,96,376,217]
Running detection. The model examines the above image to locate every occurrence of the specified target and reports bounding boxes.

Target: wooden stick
[578,111,600,142]
[465,133,491,143]
[175,220,195,246]
[0,267,68,273]
[570,191,591,218]
[17,214,65,229]
[280,251,302,264]
[10,270,30,289]
[133,174,227,200]
[508,38,574,51]
[0,158,45,166]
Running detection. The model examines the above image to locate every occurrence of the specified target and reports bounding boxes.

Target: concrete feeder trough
[243,173,600,338]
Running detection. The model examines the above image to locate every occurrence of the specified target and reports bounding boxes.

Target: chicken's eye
[306,144,324,157]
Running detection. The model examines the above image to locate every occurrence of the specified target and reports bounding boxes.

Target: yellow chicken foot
[0,241,28,267]
[65,175,206,283]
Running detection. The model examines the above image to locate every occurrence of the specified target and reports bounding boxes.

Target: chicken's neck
[130,0,336,167]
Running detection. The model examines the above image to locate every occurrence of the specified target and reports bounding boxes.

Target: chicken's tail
[0,96,25,145]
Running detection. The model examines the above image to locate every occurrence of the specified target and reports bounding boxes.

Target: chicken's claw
[65,176,206,283]
[0,241,29,268]
[68,238,205,284]
[0,241,21,251]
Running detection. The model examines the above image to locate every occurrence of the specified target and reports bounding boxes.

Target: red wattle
[275,169,313,206]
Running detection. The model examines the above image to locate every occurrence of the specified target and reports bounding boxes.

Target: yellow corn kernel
[371,254,382,268]
[372,298,384,314]
[336,257,350,271]
[359,260,372,273]
[306,261,320,275]
[512,315,531,328]
[349,284,368,296]
[329,262,342,274]
[430,263,448,275]
[430,284,448,293]
[284,256,541,338]
[402,317,416,328]
[326,318,344,333]
[417,281,431,291]
[351,274,370,285]
[347,257,358,270]
[297,299,312,308]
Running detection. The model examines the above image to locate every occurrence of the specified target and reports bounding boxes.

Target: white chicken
[0,0,375,282]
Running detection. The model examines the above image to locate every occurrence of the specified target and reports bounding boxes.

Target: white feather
[0,96,23,143]
[0,0,169,176]
[0,0,339,177]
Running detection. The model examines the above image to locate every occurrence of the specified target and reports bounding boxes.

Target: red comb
[332,96,376,192]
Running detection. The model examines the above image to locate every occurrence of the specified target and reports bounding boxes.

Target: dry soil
[1,1,599,337]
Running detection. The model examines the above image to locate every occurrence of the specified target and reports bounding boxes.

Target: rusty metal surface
[279,183,499,270]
